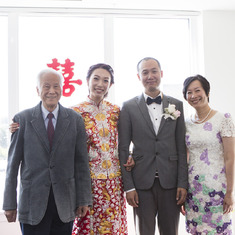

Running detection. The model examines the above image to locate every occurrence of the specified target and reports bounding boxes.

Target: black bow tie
[146,96,162,105]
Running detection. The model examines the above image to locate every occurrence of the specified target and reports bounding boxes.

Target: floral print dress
[185,112,235,235]
[71,97,128,235]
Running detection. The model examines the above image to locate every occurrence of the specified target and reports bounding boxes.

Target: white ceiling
[0,0,235,11]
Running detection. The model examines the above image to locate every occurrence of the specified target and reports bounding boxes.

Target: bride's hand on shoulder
[9,121,19,133]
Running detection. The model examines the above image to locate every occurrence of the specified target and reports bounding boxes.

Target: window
[1,9,201,213]
[19,15,104,109]
[114,17,191,107]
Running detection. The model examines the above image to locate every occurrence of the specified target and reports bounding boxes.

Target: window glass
[114,18,190,110]
[19,15,104,109]
[0,16,8,211]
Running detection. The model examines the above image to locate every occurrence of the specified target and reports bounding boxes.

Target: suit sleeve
[175,101,188,189]
[3,115,24,211]
[74,114,92,207]
[118,103,135,191]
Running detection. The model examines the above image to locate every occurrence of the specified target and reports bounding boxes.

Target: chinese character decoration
[47,58,82,97]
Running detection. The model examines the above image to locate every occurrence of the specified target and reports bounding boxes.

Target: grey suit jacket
[3,102,92,225]
[118,94,188,191]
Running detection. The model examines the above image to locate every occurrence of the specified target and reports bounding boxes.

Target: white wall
[202,11,235,117]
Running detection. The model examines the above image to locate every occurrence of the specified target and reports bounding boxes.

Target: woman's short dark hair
[86,63,114,84]
[183,74,210,101]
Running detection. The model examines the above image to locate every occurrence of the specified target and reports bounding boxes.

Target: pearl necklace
[192,108,212,124]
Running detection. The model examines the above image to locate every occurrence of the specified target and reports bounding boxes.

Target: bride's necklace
[192,108,212,124]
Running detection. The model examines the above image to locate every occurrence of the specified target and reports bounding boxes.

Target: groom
[118,57,188,235]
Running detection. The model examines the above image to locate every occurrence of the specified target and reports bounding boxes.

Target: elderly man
[118,57,188,235]
[3,68,92,235]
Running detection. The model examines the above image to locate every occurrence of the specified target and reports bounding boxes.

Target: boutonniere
[162,104,181,120]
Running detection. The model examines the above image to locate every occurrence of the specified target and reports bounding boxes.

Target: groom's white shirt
[143,92,163,135]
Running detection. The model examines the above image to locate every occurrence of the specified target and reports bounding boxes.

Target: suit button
[50,165,54,169]
[156,152,159,155]
[155,138,158,141]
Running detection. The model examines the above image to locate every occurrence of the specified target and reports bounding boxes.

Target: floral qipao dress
[71,97,128,235]
[185,112,235,235]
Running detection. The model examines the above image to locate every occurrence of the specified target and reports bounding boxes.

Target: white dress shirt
[143,92,163,135]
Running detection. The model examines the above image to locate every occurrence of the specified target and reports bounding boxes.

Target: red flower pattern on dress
[71,97,128,235]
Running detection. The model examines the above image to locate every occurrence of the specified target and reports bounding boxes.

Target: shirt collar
[41,103,59,121]
[143,92,162,102]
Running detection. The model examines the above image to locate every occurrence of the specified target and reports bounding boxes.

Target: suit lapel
[51,104,70,154]
[31,102,70,154]
[157,95,170,135]
[31,102,50,152]
[136,94,156,136]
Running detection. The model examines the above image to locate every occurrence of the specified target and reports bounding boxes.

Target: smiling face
[137,59,163,96]
[37,72,62,112]
[186,80,209,109]
[87,68,112,104]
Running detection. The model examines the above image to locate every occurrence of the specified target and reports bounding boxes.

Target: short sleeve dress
[185,112,235,235]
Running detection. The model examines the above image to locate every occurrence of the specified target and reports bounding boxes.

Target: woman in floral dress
[71,63,128,235]
[182,75,235,234]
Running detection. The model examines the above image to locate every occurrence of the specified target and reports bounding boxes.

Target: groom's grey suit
[118,93,188,234]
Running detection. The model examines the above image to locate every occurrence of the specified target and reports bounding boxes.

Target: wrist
[225,190,234,195]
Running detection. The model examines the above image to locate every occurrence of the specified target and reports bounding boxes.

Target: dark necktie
[146,96,162,105]
[47,113,54,151]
